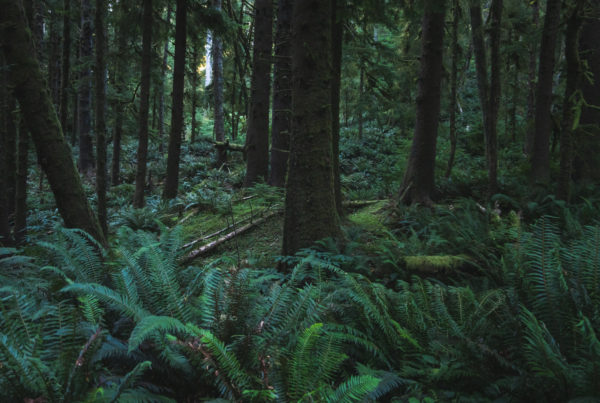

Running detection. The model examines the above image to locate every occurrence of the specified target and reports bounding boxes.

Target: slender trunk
[244,0,273,186]
[14,115,29,244]
[191,44,199,143]
[0,0,105,245]
[331,0,343,215]
[283,0,340,256]
[60,0,71,135]
[358,65,364,139]
[530,0,561,185]
[445,0,459,178]
[95,0,107,236]
[111,4,127,186]
[78,0,94,175]
[557,0,583,201]
[4,96,17,220]
[158,4,172,154]
[525,0,540,155]
[487,0,502,196]
[268,0,292,187]
[212,0,226,166]
[0,55,13,246]
[133,0,153,208]
[399,0,446,205]
[163,0,187,200]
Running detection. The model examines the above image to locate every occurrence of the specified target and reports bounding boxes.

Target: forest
[1,0,600,401]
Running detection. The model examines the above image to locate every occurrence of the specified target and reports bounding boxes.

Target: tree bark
[268,0,292,188]
[244,0,273,186]
[331,0,343,216]
[163,0,187,200]
[557,0,583,201]
[111,2,127,186]
[445,0,459,179]
[0,55,13,246]
[398,0,446,205]
[190,44,199,143]
[158,4,172,154]
[59,0,71,136]
[282,0,340,256]
[133,0,153,208]
[212,0,226,166]
[525,0,540,155]
[530,0,561,185]
[77,0,94,175]
[0,0,105,245]
[95,0,108,236]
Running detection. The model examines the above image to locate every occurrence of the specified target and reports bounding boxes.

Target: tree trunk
[4,96,17,220]
[0,55,13,246]
[77,0,94,175]
[557,0,584,201]
[190,44,199,143]
[48,8,62,109]
[244,0,273,186]
[487,0,502,196]
[445,0,459,179]
[358,65,364,139]
[268,0,292,188]
[331,0,343,216]
[158,4,172,154]
[572,6,600,182]
[111,2,127,186]
[95,0,108,236]
[212,0,226,166]
[0,0,105,245]
[163,0,187,200]
[133,0,153,208]
[525,0,540,155]
[530,0,561,185]
[59,0,71,136]
[398,0,446,205]
[283,0,340,256]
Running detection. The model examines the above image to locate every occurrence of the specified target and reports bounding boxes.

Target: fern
[325,375,381,403]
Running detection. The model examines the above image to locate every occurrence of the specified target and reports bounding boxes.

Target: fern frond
[325,375,380,403]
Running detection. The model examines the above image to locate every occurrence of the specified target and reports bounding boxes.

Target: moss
[404,255,468,273]
[348,201,387,233]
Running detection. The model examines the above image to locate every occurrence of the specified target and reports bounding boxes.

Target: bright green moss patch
[404,255,469,273]
[348,201,388,233]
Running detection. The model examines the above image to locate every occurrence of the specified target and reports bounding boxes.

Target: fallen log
[214,140,245,152]
[182,210,282,264]
[342,200,387,209]
[182,214,255,249]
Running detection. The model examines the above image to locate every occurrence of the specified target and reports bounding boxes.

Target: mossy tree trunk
[212,0,226,166]
[0,0,105,245]
[530,0,561,185]
[190,44,199,144]
[163,0,187,200]
[268,0,292,188]
[95,0,108,236]
[133,0,153,208]
[398,0,446,205]
[14,115,29,244]
[331,0,343,216]
[282,0,340,256]
[525,0,540,155]
[445,0,460,179]
[244,0,273,187]
[59,0,71,135]
[111,1,127,186]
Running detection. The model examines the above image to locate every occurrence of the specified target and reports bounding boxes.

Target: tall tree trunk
[190,44,199,143]
[133,0,153,208]
[111,3,127,186]
[78,0,94,175]
[487,0,502,196]
[331,0,343,216]
[158,4,172,154]
[48,9,62,109]
[212,0,226,166]
[0,0,105,245]
[14,114,29,244]
[0,55,13,246]
[268,0,292,187]
[4,95,17,221]
[525,0,540,155]
[470,0,501,197]
[60,0,71,135]
[445,0,460,178]
[95,0,107,236]
[163,0,187,200]
[399,0,446,205]
[244,0,273,186]
[283,0,340,256]
[358,65,364,139]
[557,0,584,201]
[530,0,561,185]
